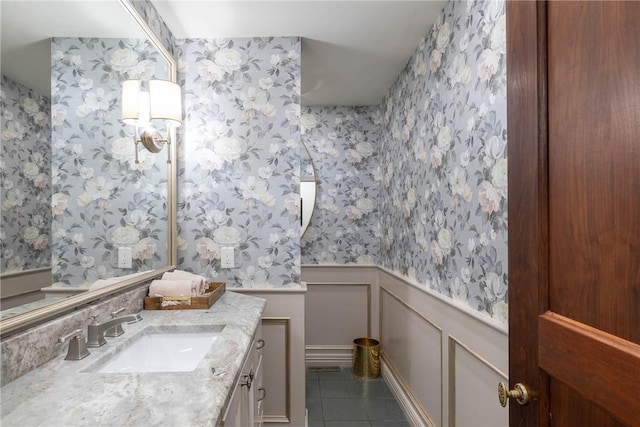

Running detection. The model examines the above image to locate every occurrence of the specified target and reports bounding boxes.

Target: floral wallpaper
[131,0,175,56]
[378,0,507,322]
[175,37,301,288]
[300,106,380,264]
[51,37,169,286]
[0,75,52,273]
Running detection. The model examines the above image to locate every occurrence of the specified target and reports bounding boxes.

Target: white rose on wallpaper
[316,138,339,157]
[133,237,156,260]
[80,255,95,269]
[436,126,452,150]
[85,176,113,201]
[285,193,300,215]
[33,111,49,127]
[258,166,274,179]
[198,59,225,82]
[238,176,274,206]
[356,198,374,213]
[6,256,25,272]
[355,141,374,157]
[430,49,442,73]
[451,277,468,302]
[240,87,275,117]
[431,146,444,169]
[270,54,281,67]
[22,97,40,115]
[240,266,269,288]
[195,147,225,171]
[23,226,39,242]
[33,173,48,189]
[1,188,25,210]
[320,195,340,214]
[484,136,506,167]
[196,237,220,260]
[345,149,362,164]
[214,48,244,73]
[437,228,453,254]
[492,301,508,324]
[346,205,364,220]
[213,226,242,246]
[436,22,451,50]
[288,49,300,61]
[128,59,156,80]
[460,267,472,283]
[285,104,300,125]
[214,136,246,162]
[51,104,67,126]
[478,49,500,82]
[450,55,471,86]
[75,88,113,117]
[259,77,274,90]
[2,120,25,141]
[478,180,502,214]
[176,236,188,251]
[78,78,93,91]
[110,49,139,73]
[128,210,150,229]
[356,254,374,265]
[72,233,84,245]
[406,188,417,207]
[459,31,470,52]
[491,15,507,52]
[112,226,140,246]
[52,193,68,215]
[258,256,273,269]
[483,272,506,301]
[23,162,39,179]
[430,240,444,265]
[491,158,508,197]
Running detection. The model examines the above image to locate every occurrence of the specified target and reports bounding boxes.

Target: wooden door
[507,1,640,426]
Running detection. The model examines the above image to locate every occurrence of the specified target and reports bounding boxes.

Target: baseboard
[381,355,435,427]
[305,345,353,367]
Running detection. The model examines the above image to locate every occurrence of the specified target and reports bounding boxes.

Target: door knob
[498,382,530,407]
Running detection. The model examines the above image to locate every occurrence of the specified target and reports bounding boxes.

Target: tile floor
[306,367,410,427]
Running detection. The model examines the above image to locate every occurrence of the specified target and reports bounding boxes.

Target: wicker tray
[143,282,225,310]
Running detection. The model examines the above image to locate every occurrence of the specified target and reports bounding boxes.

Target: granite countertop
[0,291,266,427]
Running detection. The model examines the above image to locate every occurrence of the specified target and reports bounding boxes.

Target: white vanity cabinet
[222,323,265,427]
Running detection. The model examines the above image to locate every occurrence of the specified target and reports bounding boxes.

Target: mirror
[300,142,316,236]
[0,0,177,332]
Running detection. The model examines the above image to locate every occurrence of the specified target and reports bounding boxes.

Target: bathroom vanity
[0,292,266,427]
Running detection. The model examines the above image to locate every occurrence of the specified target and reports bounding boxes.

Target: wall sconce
[121,79,182,164]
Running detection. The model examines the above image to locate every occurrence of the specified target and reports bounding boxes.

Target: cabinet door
[221,381,243,427]
[253,354,265,427]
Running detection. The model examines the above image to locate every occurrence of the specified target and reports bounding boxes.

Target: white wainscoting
[232,288,306,427]
[302,265,509,427]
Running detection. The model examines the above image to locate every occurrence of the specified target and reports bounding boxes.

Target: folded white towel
[148,279,196,297]
[162,270,208,295]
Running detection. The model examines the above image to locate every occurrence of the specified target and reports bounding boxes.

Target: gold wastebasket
[352,338,380,379]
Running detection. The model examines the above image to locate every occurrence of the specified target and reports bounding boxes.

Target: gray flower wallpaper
[175,37,301,288]
[0,75,52,273]
[51,37,169,286]
[131,0,175,56]
[302,0,507,323]
[300,106,380,265]
[378,0,507,322]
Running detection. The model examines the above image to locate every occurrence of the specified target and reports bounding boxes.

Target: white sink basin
[97,328,222,373]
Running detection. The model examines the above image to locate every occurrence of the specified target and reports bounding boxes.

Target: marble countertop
[0,291,266,427]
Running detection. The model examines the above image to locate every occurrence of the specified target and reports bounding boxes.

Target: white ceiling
[152,1,446,106]
[1,1,445,106]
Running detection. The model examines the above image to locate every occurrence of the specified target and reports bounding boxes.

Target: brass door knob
[498,382,530,407]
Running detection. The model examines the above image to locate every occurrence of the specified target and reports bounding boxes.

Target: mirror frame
[300,142,316,236]
[0,0,178,337]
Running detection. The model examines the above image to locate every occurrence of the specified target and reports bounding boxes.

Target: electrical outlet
[221,247,234,269]
[117,247,132,269]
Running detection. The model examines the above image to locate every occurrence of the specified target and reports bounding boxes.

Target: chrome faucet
[86,313,143,347]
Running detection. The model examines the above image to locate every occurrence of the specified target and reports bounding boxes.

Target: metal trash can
[352,338,380,379]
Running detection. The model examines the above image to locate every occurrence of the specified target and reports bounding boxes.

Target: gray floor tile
[307,377,321,399]
[320,380,351,398]
[365,399,406,421]
[370,422,410,427]
[348,380,394,399]
[317,368,355,381]
[323,398,368,421]
[307,370,319,382]
[307,398,324,421]
[308,419,324,427]
[325,422,371,427]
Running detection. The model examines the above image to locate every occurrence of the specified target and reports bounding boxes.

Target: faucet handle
[58,329,90,360]
[105,308,126,337]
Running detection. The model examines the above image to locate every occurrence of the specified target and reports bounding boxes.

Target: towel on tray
[148,279,196,297]
[162,270,208,295]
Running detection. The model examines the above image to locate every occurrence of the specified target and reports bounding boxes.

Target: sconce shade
[149,80,182,127]
[121,79,182,128]
[121,79,143,126]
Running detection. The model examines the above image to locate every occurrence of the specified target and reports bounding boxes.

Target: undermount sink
[95,326,224,373]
